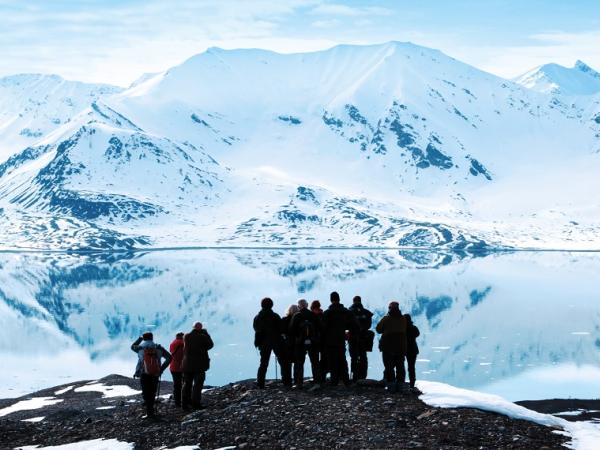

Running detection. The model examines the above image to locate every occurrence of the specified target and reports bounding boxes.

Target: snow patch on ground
[16,439,134,450]
[0,397,63,418]
[21,416,45,423]
[73,383,140,398]
[417,380,600,450]
[159,447,201,450]
[54,386,73,395]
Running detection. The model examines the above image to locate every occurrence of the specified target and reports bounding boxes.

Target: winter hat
[142,332,153,341]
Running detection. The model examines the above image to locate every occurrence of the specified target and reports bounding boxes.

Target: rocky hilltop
[0,375,570,449]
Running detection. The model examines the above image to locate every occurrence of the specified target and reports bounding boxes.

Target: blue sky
[1,0,600,86]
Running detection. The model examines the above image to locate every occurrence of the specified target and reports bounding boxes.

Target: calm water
[0,249,599,401]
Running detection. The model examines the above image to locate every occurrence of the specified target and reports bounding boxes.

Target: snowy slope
[515,60,600,96]
[0,42,599,250]
[0,74,122,160]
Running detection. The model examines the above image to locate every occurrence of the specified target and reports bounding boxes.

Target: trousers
[182,371,205,408]
[382,352,406,384]
[171,371,182,406]
[140,373,159,416]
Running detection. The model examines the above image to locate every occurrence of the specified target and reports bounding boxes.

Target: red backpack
[143,346,161,376]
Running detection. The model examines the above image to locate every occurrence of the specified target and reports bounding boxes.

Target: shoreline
[2,246,600,255]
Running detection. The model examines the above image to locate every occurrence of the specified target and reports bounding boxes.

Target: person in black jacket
[181,322,214,410]
[253,297,289,388]
[310,300,326,380]
[376,302,408,393]
[348,295,373,381]
[289,299,321,388]
[322,291,359,386]
[405,314,420,390]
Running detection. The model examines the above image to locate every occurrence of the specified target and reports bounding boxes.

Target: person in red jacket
[169,332,185,407]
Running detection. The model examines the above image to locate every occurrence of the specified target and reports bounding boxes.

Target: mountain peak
[515,60,600,96]
[574,60,600,77]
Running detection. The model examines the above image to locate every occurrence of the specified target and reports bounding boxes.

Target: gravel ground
[0,375,570,449]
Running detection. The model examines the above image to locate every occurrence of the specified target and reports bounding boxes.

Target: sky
[1,0,600,86]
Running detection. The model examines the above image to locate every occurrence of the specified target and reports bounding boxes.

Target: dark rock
[0,375,569,449]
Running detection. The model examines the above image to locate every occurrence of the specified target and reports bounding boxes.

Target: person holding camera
[131,332,172,418]
[181,322,214,410]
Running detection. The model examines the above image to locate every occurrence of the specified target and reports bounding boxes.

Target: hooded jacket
[169,337,185,373]
[375,311,407,354]
[253,308,283,348]
[322,303,359,347]
[182,328,214,373]
[289,307,321,345]
[406,320,420,357]
[131,337,172,378]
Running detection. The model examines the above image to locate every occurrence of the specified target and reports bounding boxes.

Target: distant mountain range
[1,42,599,250]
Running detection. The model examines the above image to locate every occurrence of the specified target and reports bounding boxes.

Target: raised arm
[130,336,143,353]
[159,346,172,373]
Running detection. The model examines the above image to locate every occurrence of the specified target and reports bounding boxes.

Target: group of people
[131,292,420,418]
[253,292,420,393]
[131,322,213,417]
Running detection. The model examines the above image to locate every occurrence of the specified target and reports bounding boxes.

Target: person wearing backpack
[253,297,290,388]
[348,295,374,382]
[405,314,420,391]
[169,332,185,407]
[375,302,408,393]
[131,332,172,418]
[182,322,214,410]
[322,292,359,386]
[289,299,321,388]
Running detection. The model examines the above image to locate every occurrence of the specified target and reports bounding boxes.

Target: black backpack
[298,319,316,345]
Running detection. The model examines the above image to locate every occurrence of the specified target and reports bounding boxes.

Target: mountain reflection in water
[0,249,599,400]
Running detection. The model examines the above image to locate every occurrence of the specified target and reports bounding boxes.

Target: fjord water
[1,249,599,401]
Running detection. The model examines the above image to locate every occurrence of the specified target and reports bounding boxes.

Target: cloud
[310,3,392,17]
[311,19,341,28]
[0,0,324,85]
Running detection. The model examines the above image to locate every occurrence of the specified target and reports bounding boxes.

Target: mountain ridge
[0,42,599,250]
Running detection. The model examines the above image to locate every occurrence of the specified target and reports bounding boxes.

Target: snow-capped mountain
[1,42,600,250]
[515,60,600,96]
[0,74,123,159]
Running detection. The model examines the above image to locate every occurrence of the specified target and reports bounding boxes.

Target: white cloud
[311,19,341,28]
[0,0,325,85]
[310,3,392,17]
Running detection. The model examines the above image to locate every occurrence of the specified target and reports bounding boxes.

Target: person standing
[181,322,214,410]
[280,304,299,387]
[169,332,185,407]
[348,295,374,381]
[253,297,289,388]
[375,302,408,393]
[289,299,321,388]
[310,300,326,381]
[322,292,359,386]
[405,314,420,390]
[131,332,172,418]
